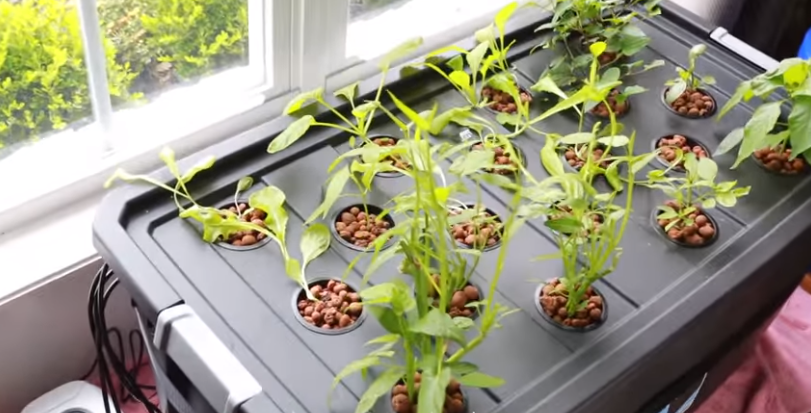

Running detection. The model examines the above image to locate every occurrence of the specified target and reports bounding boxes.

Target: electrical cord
[88,263,163,413]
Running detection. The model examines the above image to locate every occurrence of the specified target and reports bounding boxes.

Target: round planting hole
[535,278,607,331]
[425,275,484,320]
[661,87,716,119]
[590,89,630,119]
[653,134,711,172]
[391,373,467,413]
[360,136,409,178]
[752,145,808,176]
[214,201,272,251]
[481,83,533,114]
[652,203,719,248]
[293,278,365,335]
[561,144,611,172]
[448,204,503,251]
[332,204,395,252]
[469,141,526,176]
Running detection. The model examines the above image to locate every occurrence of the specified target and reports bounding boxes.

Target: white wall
[0,257,137,413]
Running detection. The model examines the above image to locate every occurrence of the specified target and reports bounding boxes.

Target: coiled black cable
[88,263,162,413]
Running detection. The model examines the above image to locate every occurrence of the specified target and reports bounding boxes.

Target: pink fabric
[696,287,811,413]
[87,357,159,413]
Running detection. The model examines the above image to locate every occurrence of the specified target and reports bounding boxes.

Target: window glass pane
[347,0,516,60]
[98,0,253,109]
[0,0,93,158]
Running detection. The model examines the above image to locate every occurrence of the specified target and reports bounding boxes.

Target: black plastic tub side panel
[492,180,811,413]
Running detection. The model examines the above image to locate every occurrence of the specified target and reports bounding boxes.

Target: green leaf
[307,167,350,223]
[159,147,179,177]
[589,42,607,57]
[716,127,744,156]
[545,216,582,234]
[597,135,629,147]
[784,62,809,86]
[458,371,506,388]
[379,37,424,70]
[716,193,738,207]
[601,67,621,84]
[300,223,330,266]
[718,81,751,120]
[494,2,518,35]
[388,91,431,131]
[475,24,496,44]
[689,44,707,59]
[631,152,658,173]
[409,309,466,344]
[334,82,359,102]
[180,155,216,184]
[735,101,782,168]
[665,80,687,104]
[496,112,522,125]
[697,157,718,181]
[447,362,478,377]
[236,176,254,192]
[250,186,288,238]
[368,307,405,335]
[623,85,648,97]
[541,137,565,176]
[789,96,811,156]
[605,162,622,191]
[331,355,382,395]
[531,75,567,99]
[453,317,475,330]
[355,368,405,413]
[560,132,595,145]
[284,88,323,114]
[447,55,464,72]
[430,107,472,135]
[268,115,315,153]
[418,368,452,413]
[352,101,377,119]
[467,41,490,75]
[450,149,494,176]
[285,258,303,288]
[449,70,471,89]
[365,334,400,346]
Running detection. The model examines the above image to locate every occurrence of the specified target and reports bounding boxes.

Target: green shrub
[0,0,136,148]
[140,0,248,80]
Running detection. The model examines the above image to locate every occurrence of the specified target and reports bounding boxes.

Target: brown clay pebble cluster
[450,208,501,248]
[222,203,268,246]
[297,280,363,330]
[472,143,518,175]
[564,146,608,169]
[391,373,465,413]
[335,206,391,249]
[591,89,629,117]
[754,146,806,175]
[370,137,409,170]
[481,86,532,113]
[669,89,714,117]
[599,50,618,66]
[657,201,716,246]
[427,275,480,318]
[657,134,708,169]
[539,278,603,328]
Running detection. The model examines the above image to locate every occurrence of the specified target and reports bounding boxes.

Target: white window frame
[0,0,295,234]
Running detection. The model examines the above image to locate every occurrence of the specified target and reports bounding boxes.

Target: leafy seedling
[716,58,811,168]
[665,44,717,104]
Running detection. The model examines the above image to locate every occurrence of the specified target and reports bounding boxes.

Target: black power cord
[88,263,162,413]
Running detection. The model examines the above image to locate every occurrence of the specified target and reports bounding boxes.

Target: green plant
[104,147,330,297]
[331,101,520,413]
[537,0,661,87]
[644,154,750,230]
[716,58,811,167]
[140,0,248,80]
[664,44,716,104]
[268,38,425,155]
[0,0,137,147]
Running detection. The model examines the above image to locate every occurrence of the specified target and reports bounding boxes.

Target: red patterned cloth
[696,287,811,413]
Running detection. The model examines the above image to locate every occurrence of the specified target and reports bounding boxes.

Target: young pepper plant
[104,147,330,299]
[331,97,520,413]
[716,58,811,167]
[664,44,717,104]
[267,37,424,155]
[644,154,751,230]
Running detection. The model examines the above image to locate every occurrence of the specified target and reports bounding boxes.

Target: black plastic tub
[93,5,811,413]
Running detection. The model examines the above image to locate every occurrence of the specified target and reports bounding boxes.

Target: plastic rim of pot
[534,281,608,332]
[360,135,407,178]
[214,199,273,252]
[467,141,528,177]
[387,377,469,413]
[650,206,720,249]
[660,87,717,119]
[291,277,367,336]
[331,203,396,253]
[750,149,809,176]
[650,135,713,173]
[449,204,503,252]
